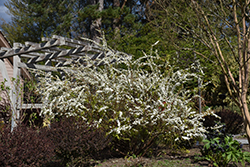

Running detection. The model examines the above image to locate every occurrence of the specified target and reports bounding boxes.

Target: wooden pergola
[0,35,131,130]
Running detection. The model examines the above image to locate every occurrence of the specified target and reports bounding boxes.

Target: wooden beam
[20,54,38,58]
[52,35,90,46]
[18,62,58,71]
[27,44,102,63]
[13,43,25,48]
[18,103,43,109]
[0,47,11,51]
[0,38,65,59]
[18,62,76,73]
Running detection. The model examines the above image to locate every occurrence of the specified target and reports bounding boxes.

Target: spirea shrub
[0,125,55,167]
[31,39,216,155]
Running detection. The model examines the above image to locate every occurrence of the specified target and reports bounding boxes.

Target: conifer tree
[1,0,75,43]
[1,0,145,44]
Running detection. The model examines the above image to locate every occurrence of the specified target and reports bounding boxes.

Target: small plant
[197,121,250,166]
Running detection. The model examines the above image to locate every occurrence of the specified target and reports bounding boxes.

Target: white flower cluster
[31,40,216,141]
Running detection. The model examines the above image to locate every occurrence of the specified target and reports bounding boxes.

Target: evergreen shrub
[203,109,244,135]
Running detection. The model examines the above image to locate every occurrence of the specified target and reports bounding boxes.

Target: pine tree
[1,0,145,44]
[1,0,75,43]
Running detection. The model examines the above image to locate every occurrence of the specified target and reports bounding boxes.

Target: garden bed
[95,144,250,167]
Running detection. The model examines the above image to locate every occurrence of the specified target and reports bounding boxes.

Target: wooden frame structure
[0,35,131,130]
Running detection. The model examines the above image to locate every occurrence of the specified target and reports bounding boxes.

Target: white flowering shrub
[31,39,216,156]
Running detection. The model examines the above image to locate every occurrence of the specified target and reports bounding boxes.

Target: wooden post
[12,55,21,131]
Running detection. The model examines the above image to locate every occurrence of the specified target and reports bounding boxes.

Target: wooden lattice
[0,35,130,71]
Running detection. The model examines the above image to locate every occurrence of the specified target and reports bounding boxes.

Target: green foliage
[1,0,145,44]
[1,0,75,43]
[201,136,250,167]
[143,0,240,108]
[197,122,250,167]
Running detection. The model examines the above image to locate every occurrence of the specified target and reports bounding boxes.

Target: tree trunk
[113,0,121,40]
[240,93,250,145]
[90,0,104,43]
[240,27,250,146]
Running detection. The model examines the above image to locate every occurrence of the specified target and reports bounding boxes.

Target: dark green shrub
[0,125,55,167]
[203,109,244,135]
[47,116,112,166]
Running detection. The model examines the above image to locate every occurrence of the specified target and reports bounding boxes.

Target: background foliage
[0,0,232,110]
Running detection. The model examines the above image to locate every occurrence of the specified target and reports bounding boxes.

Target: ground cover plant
[31,39,217,157]
[196,121,250,167]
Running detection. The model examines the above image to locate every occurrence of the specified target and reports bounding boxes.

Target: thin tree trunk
[113,0,121,40]
[240,93,250,145]
[241,39,250,146]
[90,0,104,43]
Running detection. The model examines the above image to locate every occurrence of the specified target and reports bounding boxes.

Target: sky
[0,0,11,26]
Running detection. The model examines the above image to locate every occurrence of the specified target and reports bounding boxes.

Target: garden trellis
[0,35,131,131]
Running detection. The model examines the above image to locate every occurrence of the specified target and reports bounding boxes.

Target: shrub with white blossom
[31,39,216,155]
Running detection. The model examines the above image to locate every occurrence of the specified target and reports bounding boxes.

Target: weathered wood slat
[41,48,60,53]
[25,41,38,46]
[25,52,45,57]
[41,37,52,42]
[42,48,89,58]
[13,43,25,48]
[18,62,57,71]
[2,35,131,72]
[12,56,21,131]
[18,103,43,109]
[27,44,105,63]
[19,54,37,58]
[0,38,64,59]
[52,35,90,46]
[1,47,11,51]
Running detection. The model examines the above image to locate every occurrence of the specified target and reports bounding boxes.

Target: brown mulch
[95,144,250,167]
